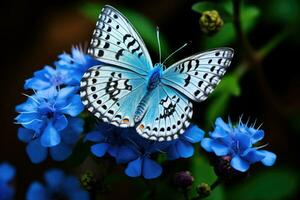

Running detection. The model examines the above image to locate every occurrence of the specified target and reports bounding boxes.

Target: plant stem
[210,178,222,191]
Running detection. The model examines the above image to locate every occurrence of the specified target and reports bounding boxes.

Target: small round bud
[199,10,224,35]
[196,183,211,198]
[212,156,248,182]
[80,171,97,190]
[174,171,194,189]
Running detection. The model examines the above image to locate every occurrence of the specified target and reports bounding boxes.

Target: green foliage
[205,68,242,126]
[190,155,225,200]
[265,0,300,25]
[227,168,300,200]
[192,1,260,48]
[79,2,170,57]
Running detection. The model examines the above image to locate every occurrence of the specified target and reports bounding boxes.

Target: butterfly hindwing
[161,48,234,102]
[88,5,153,75]
[136,85,193,141]
[80,65,147,127]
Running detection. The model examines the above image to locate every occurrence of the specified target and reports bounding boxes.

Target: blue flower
[15,87,84,147]
[86,123,171,179]
[55,47,100,85]
[18,117,84,163]
[166,125,205,160]
[201,117,277,172]
[0,162,15,200]
[24,66,71,90]
[26,169,89,200]
[85,123,137,164]
[124,132,170,179]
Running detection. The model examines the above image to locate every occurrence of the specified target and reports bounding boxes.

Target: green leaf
[212,73,241,97]
[202,22,235,49]
[227,168,300,200]
[241,5,261,33]
[206,94,230,127]
[190,156,225,200]
[79,2,170,57]
[266,0,300,25]
[192,1,233,20]
[201,4,260,49]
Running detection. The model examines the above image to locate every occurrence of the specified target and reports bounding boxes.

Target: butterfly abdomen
[134,91,152,123]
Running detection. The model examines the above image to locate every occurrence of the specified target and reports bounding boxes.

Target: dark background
[1,0,299,199]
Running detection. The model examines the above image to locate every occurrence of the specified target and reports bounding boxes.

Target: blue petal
[0,183,14,200]
[56,86,77,100]
[183,125,205,143]
[53,115,68,131]
[210,126,228,138]
[176,140,194,158]
[85,131,105,142]
[44,169,64,188]
[60,95,84,117]
[15,98,38,112]
[26,140,48,163]
[250,129,264,144]
[91,143,109,157]
[41,122,61,147]
[215,117,231,132]
[49,143,72,161]
[18,128,34,143]
[26,182,47,200]
[125,158,142,177]
[61,117,83,144]
[242,149,265,163]
[114,146,138,164]
[107,146,118,157]
[230,156,250,172]
[24,77,51,90]
[69,190,90,200]
[234,133,251,150]
[63,176,80,191]
[166,144,180,160]
[0,162,15,182]
[260,150,276,166]
[211,140,230,156]
[201,138,213,152]
[142,157,162,179]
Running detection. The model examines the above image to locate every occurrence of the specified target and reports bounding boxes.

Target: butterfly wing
[136,85,193,141]
[88,5,153,75]
[80,65,147,127]
[161,48,234,102]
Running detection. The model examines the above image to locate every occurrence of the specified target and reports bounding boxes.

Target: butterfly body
[80,5,234,141]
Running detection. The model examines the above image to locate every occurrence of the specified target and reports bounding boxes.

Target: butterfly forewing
[88,5,153,75]
[161,48,234,102]
[80,65,147,127]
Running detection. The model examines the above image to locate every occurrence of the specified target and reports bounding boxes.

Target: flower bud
[212,156,248,182]
[196,183,211,198]
[80,171,97,190]
[174,171,194,189]
[199,10,224,35]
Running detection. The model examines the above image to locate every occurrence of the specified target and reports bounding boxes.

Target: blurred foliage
[191,154,225,200]
[227,168,299,200]
[80,2,170,57]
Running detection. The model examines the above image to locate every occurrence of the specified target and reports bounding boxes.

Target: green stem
[210,178,222,191]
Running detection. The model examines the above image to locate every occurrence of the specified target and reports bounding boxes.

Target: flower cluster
[15,47,99,163]
[0,162,15,200]
[85,123,204,179]
[26,169,89,200]
[201,117,277,172]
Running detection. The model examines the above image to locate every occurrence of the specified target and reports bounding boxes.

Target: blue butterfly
[80,5,234,141]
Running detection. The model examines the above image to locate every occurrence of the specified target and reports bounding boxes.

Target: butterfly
[80,5,234,141]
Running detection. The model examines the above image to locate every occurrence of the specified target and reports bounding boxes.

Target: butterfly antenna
[156,27,162,63]
[162,41,191,65]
